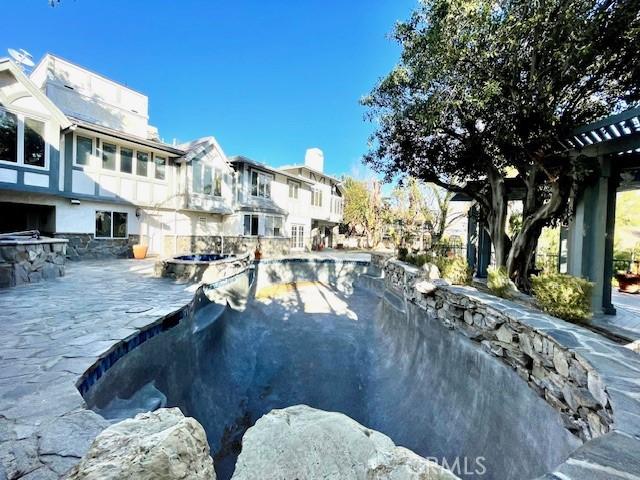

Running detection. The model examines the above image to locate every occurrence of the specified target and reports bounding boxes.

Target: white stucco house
[0,53,343,258]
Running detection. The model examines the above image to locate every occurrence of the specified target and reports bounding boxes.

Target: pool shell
[78,256,640,480]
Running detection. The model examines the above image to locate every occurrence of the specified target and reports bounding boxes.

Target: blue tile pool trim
[77,268,255,396]
[77,258,368,398]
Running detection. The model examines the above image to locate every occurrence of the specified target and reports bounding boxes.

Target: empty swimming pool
[82,259,580,480]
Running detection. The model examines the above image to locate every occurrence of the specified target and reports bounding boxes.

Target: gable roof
[0,58,71,128]
[229,155,314,185]
[278,164,343,184]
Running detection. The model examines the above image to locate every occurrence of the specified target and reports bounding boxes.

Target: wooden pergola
[461,106,640,315]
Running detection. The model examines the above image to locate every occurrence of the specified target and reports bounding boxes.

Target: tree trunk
[486,168,509,267]
[507,177,569,290]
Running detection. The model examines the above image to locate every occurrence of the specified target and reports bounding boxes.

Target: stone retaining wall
[163,235,291,258]
[376,255,612,442]
[154,253,252,284]
[0,238,67,288]
[55,233,140,260]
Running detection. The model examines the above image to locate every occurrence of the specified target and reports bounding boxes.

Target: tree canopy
[363,0,640,288]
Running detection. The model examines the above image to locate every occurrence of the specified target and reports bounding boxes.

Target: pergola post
[566,156,617,314]
[466,205,478,273]
[477,215,492,278]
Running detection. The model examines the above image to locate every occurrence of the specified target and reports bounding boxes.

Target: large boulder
[231,405,459,480]
[66,408,215,480]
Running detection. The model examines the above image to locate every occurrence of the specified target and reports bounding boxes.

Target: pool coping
[371,255,640,480]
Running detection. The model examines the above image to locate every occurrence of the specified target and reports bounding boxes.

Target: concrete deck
[592,291,640,341]
[0,259,198,479]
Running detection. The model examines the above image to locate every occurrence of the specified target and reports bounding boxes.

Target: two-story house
[0,54,235,258]
[0,53,343,259]
[227,149,344,253]
[278,148,344,249]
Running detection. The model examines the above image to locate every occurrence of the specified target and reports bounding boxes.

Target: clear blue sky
[1,0,416,178]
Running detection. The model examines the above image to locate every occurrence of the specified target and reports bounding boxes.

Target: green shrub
[404,253,429,268]
[487,266,516,298]
[398,247,409,261]
[435,256,472,285]
[531,273,593,323]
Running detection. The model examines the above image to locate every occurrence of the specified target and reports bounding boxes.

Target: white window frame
[0,106,50,171]
[243,214,260,236]
[100,141,118,172]
[265,215,283,237]
[251,169,272,199]
[94,210,129,239]
[192,160,222,197]
[311,187,323,207]
[290,224,305,249]
[288,180,300,199]
[73,131,169,183]
[118,145,135,175]
[73,133,95,168]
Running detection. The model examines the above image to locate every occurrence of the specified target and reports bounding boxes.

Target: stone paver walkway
[0,259,199,480]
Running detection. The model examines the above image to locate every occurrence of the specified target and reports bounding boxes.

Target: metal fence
[534,252,637,275]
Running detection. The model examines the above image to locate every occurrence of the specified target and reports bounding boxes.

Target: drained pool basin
[83,259,583,480]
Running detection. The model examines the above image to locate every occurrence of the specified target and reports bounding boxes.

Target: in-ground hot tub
[80,258,599,480]
[154,252,251,284]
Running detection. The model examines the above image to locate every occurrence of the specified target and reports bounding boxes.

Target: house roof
[177,136,231,167]
[0,58,71,129]
[229,155,314,185]
[278,164,343,184]
[30,53,147,98]
[69,116,185,156]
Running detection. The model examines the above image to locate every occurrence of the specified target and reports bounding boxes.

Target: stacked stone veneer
[155,253,252,284]
[55,233,140,260]
[163,235,292,258]
[379,256,613,442]
[0,238,67,288]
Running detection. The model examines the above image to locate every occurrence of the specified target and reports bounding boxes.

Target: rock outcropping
[232,405,459,480]
[66,408,215,480]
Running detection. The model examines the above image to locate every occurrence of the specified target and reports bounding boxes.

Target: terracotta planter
[132,244,148,260]
[254,251,262,261]
[615,273,640,294]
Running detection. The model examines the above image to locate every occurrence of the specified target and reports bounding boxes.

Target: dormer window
[251,171,272,198]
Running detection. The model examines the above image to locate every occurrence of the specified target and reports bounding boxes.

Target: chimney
[304,148,324,173]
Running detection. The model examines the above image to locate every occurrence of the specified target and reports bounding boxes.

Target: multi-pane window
[203,165,213,194]
[192,158,203,193]
[311,188,323,207]
[101,142,117,171]
[154,155,166,180]
[136,151,149,177]
[0,110,17,163]
[24,118,45,167]
[251,171,271,198]
[76,136,93,166]
[120,147,133,174]
[193,159,222,196]
[213,170,222,196]
[290,224,305,249]
[0,110,48,168]
[95,211,128,238]
[331,197,343,215]
[265,215,283,236]
[243,214,259,236]
[288,180,299,199]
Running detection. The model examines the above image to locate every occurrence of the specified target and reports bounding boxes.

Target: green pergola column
[566,156,617,314]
